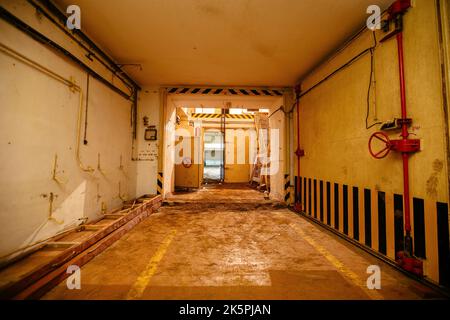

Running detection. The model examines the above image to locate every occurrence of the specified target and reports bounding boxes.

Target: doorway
[203,130,224,183]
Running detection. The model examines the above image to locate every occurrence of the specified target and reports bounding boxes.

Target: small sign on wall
[145,126,157,141]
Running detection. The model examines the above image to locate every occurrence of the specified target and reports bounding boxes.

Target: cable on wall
[273,31,382,130]
[366,31,382,129]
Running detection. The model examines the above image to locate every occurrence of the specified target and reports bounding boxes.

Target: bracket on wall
[52,154,67,185]
[68,76,78,93]
[45,192,64,225]
[101,201,107,215]
[118,154,129,178]
[97,153,107,176]
[119,154,124,171]
[118,181,127,202]
[96,183,102,203]
[380,0,411,42]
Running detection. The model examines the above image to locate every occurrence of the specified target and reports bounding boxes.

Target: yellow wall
[295,0,449,285]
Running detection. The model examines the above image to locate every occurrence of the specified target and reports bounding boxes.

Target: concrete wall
[269,97,286,201]
[163,94,177,196]
[0,0,137,259]
[135,88,160,196]
[295,0,449,285]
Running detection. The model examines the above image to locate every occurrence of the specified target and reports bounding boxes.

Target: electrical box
[144,126,157,141]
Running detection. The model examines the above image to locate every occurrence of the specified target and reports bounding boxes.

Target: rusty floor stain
[43,184,444,300]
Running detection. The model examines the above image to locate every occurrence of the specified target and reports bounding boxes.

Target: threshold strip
[126,229,177,300]
[289,223,384,300]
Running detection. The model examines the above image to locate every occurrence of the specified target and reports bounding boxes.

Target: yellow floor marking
[126,229,177,300]
[290,223,384,300]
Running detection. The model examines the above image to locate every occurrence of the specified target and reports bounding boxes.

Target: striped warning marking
[157,172,163,195]
[166,87,285,96]
[191,113,221,119]
[126,229,177,300]
[294,176,450,287]
[190,113,255,120]
[290,223,384,300]
[284,174,291,203]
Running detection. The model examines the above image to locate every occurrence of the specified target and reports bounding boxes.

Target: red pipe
[396,32,412,236]
[296,91,301,210]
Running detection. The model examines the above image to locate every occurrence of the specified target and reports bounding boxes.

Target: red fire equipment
[368,0,423,277]
[294,84,305,212]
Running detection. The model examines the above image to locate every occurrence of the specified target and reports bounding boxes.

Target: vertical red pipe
[397,32,412,235]
[296,91,301,210]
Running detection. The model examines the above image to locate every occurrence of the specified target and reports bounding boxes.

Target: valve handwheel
[182,157,192,168]
[368,132,392,159]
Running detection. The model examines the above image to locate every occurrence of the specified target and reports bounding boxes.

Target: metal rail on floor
[288,207,450,298]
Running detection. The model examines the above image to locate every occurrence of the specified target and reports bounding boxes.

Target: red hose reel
[368,131,420,159]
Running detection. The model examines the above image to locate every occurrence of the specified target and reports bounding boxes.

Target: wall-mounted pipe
[36,0,140,92]
[396,31,413,251]
[96,183,102,203]
[118,181,127,202]
[47,192,64,225]
[294,86,305,212]
[74,82,96,174]
[367,0,423,276]
[97,153,106,175]
[0,42,95,174]
[52,153,66,185]
[27,0,137,95]
[0,6,135,101]
[119,154,124,171]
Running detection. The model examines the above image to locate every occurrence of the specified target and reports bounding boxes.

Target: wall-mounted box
[145,126,157,141]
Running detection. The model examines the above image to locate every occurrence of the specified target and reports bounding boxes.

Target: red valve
[368,132,392,159]
[369,132,421,159]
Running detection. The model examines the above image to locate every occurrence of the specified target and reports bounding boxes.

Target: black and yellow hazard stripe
[190,113,255,120]
[294,175,450,288]
[226,114,254,120]
[284,174,291,203]
[190,113,222,119]
[157,172,163,195]
[166,87,285,97]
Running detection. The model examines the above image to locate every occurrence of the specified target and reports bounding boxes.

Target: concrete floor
[43,184,444,300]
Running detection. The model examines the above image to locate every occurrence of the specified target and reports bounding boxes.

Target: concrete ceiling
[55,0,391,87]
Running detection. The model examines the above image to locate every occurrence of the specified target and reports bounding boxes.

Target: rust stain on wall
[426,159,444,198]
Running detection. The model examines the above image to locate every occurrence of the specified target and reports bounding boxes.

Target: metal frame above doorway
[165,86,287,97]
